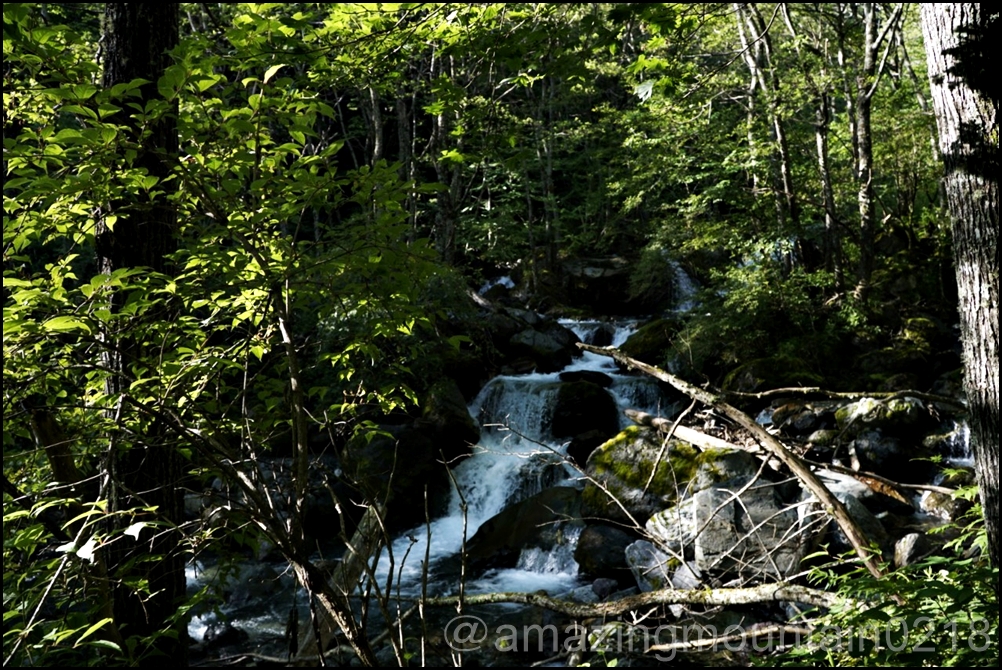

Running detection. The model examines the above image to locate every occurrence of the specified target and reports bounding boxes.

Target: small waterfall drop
[374,319,667,596]
[670,259,700,313]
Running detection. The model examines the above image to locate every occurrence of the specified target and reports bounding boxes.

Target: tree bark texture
[99,4,187,664]
[98,2,179,275]
[922,4,999,566]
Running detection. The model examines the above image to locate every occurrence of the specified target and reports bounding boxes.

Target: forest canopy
[3,2,997,667]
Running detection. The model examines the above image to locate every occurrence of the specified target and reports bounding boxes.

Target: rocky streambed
[186,307,976,666]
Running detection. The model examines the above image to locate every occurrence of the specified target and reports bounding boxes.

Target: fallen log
[424,581,844,615]
[625,408,765,455]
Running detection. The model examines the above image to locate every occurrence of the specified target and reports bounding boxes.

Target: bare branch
[578,343,886,580]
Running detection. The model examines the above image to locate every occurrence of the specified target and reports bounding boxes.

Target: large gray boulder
[643,475,819,581]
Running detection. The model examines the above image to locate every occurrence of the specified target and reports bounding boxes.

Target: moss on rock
[582,427,760,525]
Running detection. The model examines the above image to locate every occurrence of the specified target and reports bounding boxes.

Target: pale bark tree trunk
[368,85,383,166]
[922,3,999,566]
[816,94,844,290]
[734,4,801,239]
[98,3,187,664]
[853,3,903,299]
[781,4,844,289]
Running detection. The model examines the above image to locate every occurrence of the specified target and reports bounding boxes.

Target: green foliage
[766,498,998,668]
[4,3,446,665]
[1,1,981,666]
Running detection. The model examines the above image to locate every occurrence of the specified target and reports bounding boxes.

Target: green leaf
[74,618,114,646]
[82,639,123,653]
[263,63,287,83]
[41,316,91,334]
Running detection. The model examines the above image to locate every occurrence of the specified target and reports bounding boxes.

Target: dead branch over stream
[423,581,843,615]
[578,343,886,579]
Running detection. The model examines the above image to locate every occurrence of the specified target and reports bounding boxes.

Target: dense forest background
[3,3,997,667]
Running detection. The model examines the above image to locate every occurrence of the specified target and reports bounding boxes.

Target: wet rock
[551,381,619,440]
[510,329,573,372]
[591,577,620,599]
[559,370,614,388]
[540,319,581,351]
[504,306,543,327]
[465,487,583,573]
[586,322,616,347]
[574,525,636,583]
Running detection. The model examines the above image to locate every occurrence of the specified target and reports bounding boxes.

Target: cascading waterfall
[669,259,700,313]
[374,319,667,597]
[187,318,670,649]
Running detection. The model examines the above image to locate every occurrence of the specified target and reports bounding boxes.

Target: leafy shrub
[766,497,998,667]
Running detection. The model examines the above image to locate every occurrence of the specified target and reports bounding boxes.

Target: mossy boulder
[581,427,760,525]
[619,318,682,366]
[834,396,928,437]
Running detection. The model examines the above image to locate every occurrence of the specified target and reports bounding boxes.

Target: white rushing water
[373,319,667,597]
[187,318,671,646]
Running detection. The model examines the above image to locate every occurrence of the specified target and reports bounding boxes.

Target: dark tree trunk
[97,3,187,664]
[98,3,179,275]
[922,3,999,567]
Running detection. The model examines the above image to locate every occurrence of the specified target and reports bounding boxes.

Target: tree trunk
[368,86,383,166]
[855,4,878,296]
[921,3,999,567]
[734,3,801,239]
[816,95,844,290]
[98,3,187,664]
[854,3,903,299]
